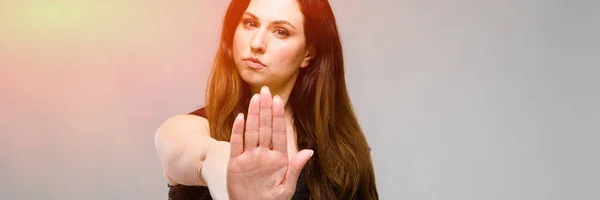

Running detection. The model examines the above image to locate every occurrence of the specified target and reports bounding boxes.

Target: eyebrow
[243,12,297,30]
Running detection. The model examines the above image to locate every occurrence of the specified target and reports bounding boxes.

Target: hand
[226,86,314,200]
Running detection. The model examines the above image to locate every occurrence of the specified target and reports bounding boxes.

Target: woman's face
[232,0,313,92]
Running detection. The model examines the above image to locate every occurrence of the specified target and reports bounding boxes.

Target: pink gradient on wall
[0,0,228,199]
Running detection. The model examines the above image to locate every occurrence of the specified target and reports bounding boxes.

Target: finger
[284,149,314,186]
[271,95,287,152]
[258,86,273,148]
[245,94,260,150]
[229,113,245,158]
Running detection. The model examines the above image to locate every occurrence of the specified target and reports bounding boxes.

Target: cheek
[232,28,248,56]
[271,43,305,67]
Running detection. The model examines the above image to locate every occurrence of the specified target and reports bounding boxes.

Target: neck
[249,74,298,115]
[250,82,296,131]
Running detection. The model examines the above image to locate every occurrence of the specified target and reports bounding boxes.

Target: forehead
[245,0,304,27]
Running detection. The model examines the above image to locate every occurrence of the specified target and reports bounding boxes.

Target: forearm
[201,140,232,200]
[156,132,216,186]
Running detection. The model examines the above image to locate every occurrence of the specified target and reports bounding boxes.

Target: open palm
[226,87,313,200]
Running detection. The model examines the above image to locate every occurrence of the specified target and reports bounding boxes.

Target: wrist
[200,140,229,179]
[200,140,231,199]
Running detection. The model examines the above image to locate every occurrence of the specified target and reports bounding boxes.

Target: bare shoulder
[155,114,211,140]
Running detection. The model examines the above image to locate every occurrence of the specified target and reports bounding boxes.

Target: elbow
[153,114,213,186]
[154,116,188,182]
[154,122,179,177]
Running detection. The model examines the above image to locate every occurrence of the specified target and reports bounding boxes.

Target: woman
[154,0,378,199]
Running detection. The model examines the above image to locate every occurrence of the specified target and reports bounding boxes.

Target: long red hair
[204,0,378,199]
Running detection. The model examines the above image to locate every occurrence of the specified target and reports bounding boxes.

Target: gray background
[1,0,599,199]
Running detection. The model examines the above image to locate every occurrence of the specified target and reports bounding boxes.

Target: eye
[274,28,289,38]
[242,19,258,28]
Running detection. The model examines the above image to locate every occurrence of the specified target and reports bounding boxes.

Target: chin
[238,69,269,87]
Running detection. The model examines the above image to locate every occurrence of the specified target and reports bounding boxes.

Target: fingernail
[237,113,244,118]
[261,86,269,93]
[273,95,281,102]
[309,150,314,157]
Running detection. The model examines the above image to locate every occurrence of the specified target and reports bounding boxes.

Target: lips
[243,57,266,69]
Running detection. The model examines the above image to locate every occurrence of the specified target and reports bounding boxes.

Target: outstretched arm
[154,114,230,199]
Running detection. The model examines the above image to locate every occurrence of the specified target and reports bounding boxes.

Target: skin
[155,0,315,199]
[227,0,316,198]
[227,88,314,200]
[232,0,314,107]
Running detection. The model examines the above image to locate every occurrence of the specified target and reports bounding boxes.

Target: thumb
[285,149,314,185]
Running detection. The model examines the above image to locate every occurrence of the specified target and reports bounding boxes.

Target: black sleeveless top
[167,107,310,200]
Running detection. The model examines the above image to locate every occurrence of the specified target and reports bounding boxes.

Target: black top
[167,107,310,200]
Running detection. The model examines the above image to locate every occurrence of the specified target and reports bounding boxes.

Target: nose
[250,29,266,54]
